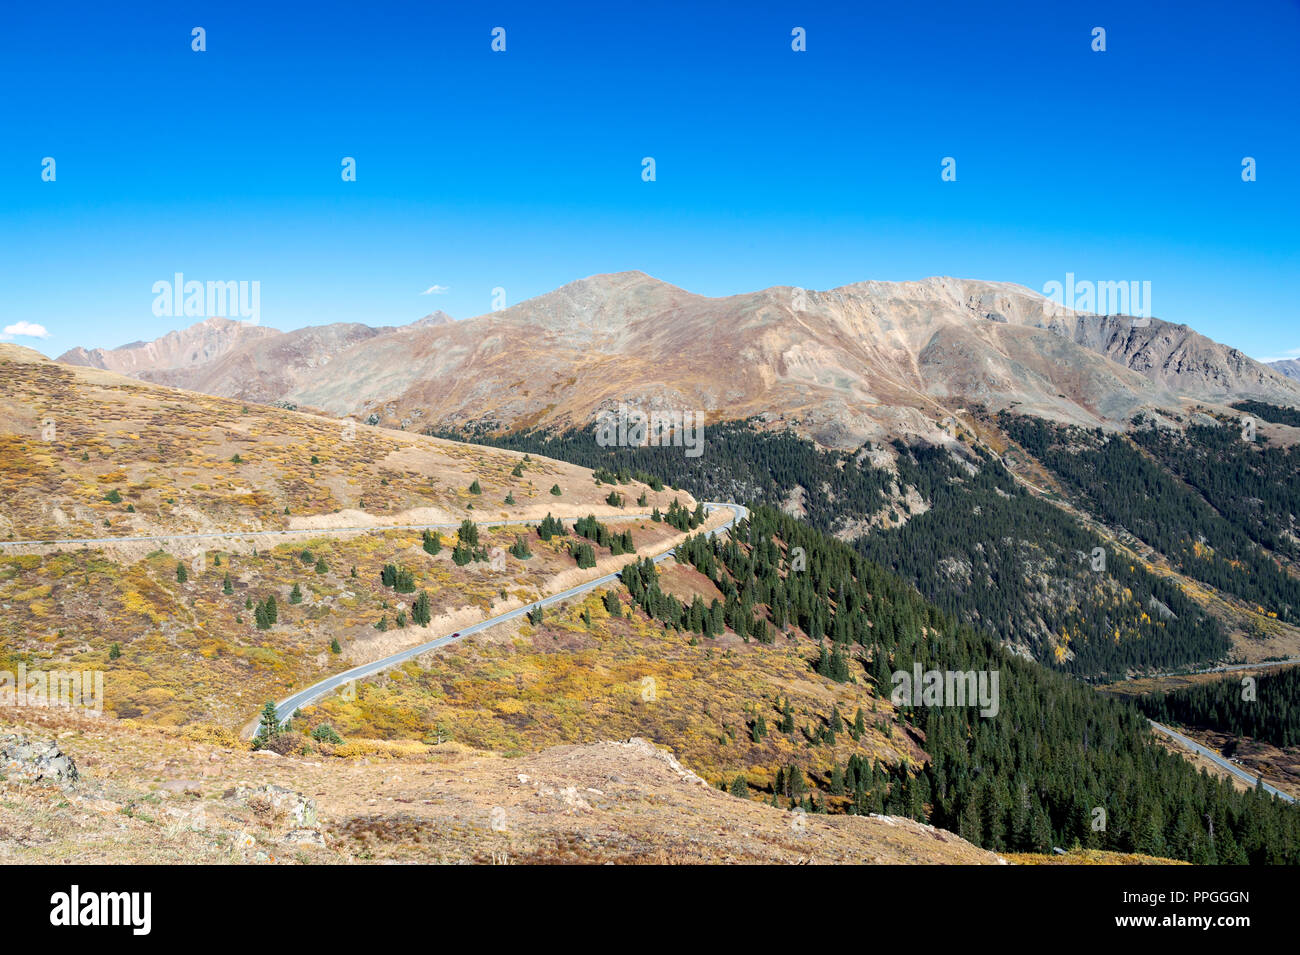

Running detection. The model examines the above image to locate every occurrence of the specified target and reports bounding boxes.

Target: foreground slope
[0,710,1003,864]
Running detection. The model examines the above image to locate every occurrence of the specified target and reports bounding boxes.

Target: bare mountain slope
[56,274,1300,447]
[285,272,1298,445]
[141,321,396,403]
[58,316,279,377]
[1271,358,1300,381]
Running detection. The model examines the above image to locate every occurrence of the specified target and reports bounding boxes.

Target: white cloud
[1,321,51,340]
[420,284,450,295]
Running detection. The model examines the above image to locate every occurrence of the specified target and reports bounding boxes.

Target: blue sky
[2,0,1297,361]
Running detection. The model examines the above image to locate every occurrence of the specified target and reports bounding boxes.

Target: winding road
[204,499,1291,806]
[1148,720,1295,803]
[1122,662,1300,803]
[250,502,748,737]
[1134,658,1300,681]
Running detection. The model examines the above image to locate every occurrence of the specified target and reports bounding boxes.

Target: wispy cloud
[420,284,450,295]
[1256,347,1300,363]
[1,321,51,340]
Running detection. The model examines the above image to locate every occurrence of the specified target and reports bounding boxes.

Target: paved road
[1148,720,1295,803]
[249,502,748,738]
[1121,660,1300,799]
[0,513,662,549]
[1135,658,1300,681]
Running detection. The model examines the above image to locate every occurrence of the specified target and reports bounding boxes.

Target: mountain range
[58,273,1300,447]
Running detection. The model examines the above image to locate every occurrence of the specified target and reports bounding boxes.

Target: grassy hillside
[0,343,674,542]
[0,344,694,725]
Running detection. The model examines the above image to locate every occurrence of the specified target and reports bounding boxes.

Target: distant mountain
[56,273,1300,446]
[1270,358,1300,381]
[280,272,1300,445]
[57,316,279,377]
[139,322,399,404]
[410,310,455,328]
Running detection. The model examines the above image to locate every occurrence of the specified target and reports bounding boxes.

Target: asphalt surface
[1148,720,1295,803]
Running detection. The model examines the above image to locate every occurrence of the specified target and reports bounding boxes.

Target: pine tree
[255,701,281,743]
[780,698,796,734]
[571,541,596,569]
[176,562,188,583]
[412,590,432,627]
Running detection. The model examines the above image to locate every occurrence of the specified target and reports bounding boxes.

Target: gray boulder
[0,734,79,783]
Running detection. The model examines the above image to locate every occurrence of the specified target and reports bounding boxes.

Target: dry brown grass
[304,561,922,801]
[0,707,1002,865]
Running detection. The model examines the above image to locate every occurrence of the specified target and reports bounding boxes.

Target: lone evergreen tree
[255,701,281,743]
[412,590,432,627]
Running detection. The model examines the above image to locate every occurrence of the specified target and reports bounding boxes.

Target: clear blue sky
[2,0,1297,360]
